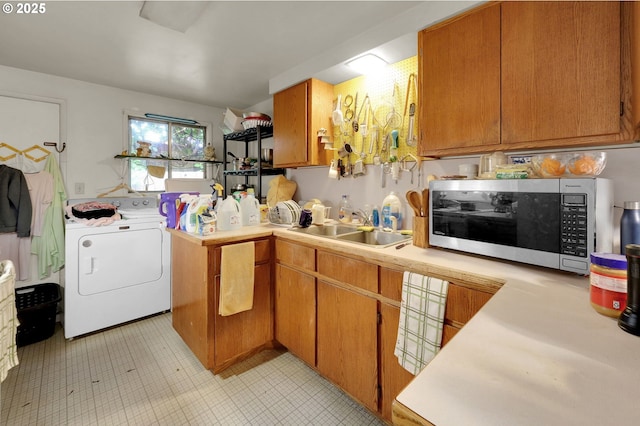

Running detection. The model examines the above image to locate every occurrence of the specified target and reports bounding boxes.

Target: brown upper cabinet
[273,78,334,167]
[418,1,640,157]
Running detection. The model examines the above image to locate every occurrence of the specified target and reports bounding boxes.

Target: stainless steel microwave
[429,178,613,274]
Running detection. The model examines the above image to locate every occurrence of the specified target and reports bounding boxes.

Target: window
[128,115,207,191]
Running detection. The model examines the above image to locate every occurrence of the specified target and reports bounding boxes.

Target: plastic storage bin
[15,283,61,347]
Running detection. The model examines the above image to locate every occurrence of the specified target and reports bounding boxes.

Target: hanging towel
[31,154,67,279]
[0,260,19,383]
[219,241,255,316]
[394,271,449,375]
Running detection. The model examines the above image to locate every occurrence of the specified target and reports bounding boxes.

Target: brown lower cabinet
[171,233,273,374]
[317,280,378,412]
[379,302,416,421]
[274,263,316,366]
[275,239,499,423]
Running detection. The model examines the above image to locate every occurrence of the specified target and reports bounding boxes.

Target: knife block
[412,217,429,248]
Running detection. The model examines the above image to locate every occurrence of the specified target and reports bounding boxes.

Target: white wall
[0,64,226,198]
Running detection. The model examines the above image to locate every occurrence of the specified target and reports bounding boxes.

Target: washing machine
[64,197,171,339]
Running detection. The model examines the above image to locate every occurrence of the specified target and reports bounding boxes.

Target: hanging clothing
[0,165,32,237]
[12,170,54,281]
[30,155,67,279]
[24,171,54,237]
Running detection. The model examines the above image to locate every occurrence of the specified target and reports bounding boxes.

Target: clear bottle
[217,196,241,231]
[381,191,403,230]
[620,201,640,254]
[240,189,260,226]
[338,195,353,223]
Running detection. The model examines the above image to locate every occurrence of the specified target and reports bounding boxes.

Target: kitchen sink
[335,230,411,247]
[288,225,410,248]
[288,224,359,236]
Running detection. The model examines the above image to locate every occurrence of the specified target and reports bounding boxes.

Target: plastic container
[566,151,606,176]
[159,192,196,229]
[178,194,198,231]
[338,195,353,223]
[620,201,640,254]
[216,196,241,231]
[15,283,61,347]
[590,253,627,318]
[312,202,326,225]
[531,153,567,178]
[186,195,212,234]
[382,192,403,230]
[240,192,260,226]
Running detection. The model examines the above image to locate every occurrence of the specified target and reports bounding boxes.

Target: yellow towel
[219,242,255,316]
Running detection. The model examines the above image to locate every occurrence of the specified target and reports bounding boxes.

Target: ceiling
[0,1,479,109]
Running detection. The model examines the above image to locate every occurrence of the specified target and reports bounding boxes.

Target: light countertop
[393,259,640,425]
[169,224,640,425]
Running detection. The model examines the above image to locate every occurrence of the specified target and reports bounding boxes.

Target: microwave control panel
[561,193,588,258]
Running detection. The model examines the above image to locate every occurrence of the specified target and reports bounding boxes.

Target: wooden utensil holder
[412,217,429,248]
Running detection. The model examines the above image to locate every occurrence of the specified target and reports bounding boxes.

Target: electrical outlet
[74,182,85,194]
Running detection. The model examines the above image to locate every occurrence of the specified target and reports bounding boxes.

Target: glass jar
[590,252,627,318]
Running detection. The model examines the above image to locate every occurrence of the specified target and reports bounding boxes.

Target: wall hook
[43,141,66,153]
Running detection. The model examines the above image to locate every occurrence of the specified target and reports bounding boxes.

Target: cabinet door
[171,236,213,369]
[213,262,273,373]
[379,303,415,422]
[273,79,333,168]
[418,3,501,154]
[274,80,308,167]
[317,250,378,293]
[274,264,316,366]
[445,283,494,326]
[502,1,620,145]
[317,280,378,412]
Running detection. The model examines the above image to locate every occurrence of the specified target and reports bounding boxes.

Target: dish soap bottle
[372,205,381,228]
[382,191,403,230]
[338,194,353,223]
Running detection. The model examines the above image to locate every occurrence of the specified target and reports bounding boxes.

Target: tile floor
[1,313,385,425]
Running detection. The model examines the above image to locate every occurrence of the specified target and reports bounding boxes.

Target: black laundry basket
[15,283,61,347]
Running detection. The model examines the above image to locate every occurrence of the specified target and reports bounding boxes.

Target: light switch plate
[74,182,84,194]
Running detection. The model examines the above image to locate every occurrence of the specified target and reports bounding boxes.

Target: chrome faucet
[353,209,373,226]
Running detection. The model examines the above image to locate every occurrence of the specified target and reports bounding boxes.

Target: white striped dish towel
[394,271,449,375]
[1,260,19,383]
